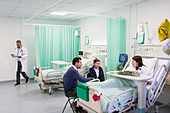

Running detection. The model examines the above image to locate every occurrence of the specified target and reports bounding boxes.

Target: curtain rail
[24,23,79,28]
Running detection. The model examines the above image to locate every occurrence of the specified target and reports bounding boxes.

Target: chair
[62,82,77,113]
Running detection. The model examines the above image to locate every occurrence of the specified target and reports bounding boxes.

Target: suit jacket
[63,67,93,92]
[87,66,105,82]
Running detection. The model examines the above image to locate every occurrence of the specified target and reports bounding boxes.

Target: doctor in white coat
[11,40,29,86]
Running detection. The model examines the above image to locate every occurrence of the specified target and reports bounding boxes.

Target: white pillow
[81,58,93,67]
[126,58,158,75]
[143,58,158,75]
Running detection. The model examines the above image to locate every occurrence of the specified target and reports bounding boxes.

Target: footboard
[108,88,135,113]
[77,86,103,113]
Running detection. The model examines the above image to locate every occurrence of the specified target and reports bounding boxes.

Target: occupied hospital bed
[77,58,170,113]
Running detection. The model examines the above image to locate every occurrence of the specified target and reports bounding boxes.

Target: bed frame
[77,82,136,113]
[77,59,169,113]
[146,64,169,112]
[34,67,63,94]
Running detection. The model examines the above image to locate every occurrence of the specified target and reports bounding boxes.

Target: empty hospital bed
[33,58,93,94]
[34,66,63,94]
[77,58,169,113]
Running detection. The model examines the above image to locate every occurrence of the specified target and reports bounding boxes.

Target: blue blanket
[87,77,138,113]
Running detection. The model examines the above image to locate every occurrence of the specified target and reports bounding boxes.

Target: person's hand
[18,56,22,58]
[146,81,150,85]
[11,54,14,57]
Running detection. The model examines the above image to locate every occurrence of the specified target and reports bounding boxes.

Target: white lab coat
[13,46,28,72]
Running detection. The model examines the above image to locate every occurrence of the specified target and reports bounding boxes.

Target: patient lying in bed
[126,56,150,88]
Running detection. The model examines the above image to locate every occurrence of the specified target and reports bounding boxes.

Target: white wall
[106,0,170,55]
[0,17,36,81]
[1,0,169,81]
[76,0,170,58]
[76,17,107,46]
[0,17,77,81]
[74,11,131,56]
[136,0,170,45]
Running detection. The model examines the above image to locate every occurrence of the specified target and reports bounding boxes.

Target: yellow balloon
[158,19,170,42]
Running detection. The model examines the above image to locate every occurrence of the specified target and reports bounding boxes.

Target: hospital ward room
[1,0,170,113]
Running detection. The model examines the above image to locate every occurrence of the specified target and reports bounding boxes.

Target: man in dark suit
[63,57,93,97]
[63,57,93,113]
[87,59,105,82]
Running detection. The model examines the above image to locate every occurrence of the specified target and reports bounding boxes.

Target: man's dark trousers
[16,61,29,84]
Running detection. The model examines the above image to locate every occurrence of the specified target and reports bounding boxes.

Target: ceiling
[0,0,146,21]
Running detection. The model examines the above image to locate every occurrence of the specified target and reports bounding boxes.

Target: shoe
[26,77,29,83]
[14,83,20,86]
[77,106,87,113]
[71,101,77,113]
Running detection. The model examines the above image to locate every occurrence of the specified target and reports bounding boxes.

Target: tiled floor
[0,80,169,113]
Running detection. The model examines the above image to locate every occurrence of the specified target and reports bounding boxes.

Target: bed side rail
[122,58,131,71]
[147,65,168,107]
[87,79,100,83]
[45,70,63,80]
[38,67,52,81]
[39,67,52,69]
[108,88,135,113]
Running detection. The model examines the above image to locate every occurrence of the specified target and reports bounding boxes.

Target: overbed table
[106,71,153,113]
[51,61,70,70]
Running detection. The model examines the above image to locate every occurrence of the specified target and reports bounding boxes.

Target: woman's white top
[94,68,99,78]
[126,66,148,75]
[126,66,148,87]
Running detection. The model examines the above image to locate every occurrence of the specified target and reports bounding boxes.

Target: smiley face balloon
[162,38,170,55]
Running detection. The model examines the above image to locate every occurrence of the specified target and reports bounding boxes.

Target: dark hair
[132,56,144,70]
[93,59,100,64]
[16,40,21,43]
[72,57,81,65]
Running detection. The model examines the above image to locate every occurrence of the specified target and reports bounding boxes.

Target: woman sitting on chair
[87,59,105,82]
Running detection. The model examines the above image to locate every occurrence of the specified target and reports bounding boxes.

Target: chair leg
[72,98,76,103]
[62,99,70,113]
[68,99,75,113]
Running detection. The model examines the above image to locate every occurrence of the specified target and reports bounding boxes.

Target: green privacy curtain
[107,18,126,71]
[35,26,80,67]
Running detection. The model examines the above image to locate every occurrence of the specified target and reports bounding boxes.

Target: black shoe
[77,106,87,113]
[71,102,77,113]
[14,83,20,86]
[26,77,29,83]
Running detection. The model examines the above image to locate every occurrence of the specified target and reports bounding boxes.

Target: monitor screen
[119,54,128,62]
[79,51,83,55]
[120,54,126,61]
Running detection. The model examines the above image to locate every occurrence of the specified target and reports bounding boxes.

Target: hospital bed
[77,58,169,113]
[33,58,93,94]
[34,67,64,94]
[146,59,170,111]
[77,78,136,113]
